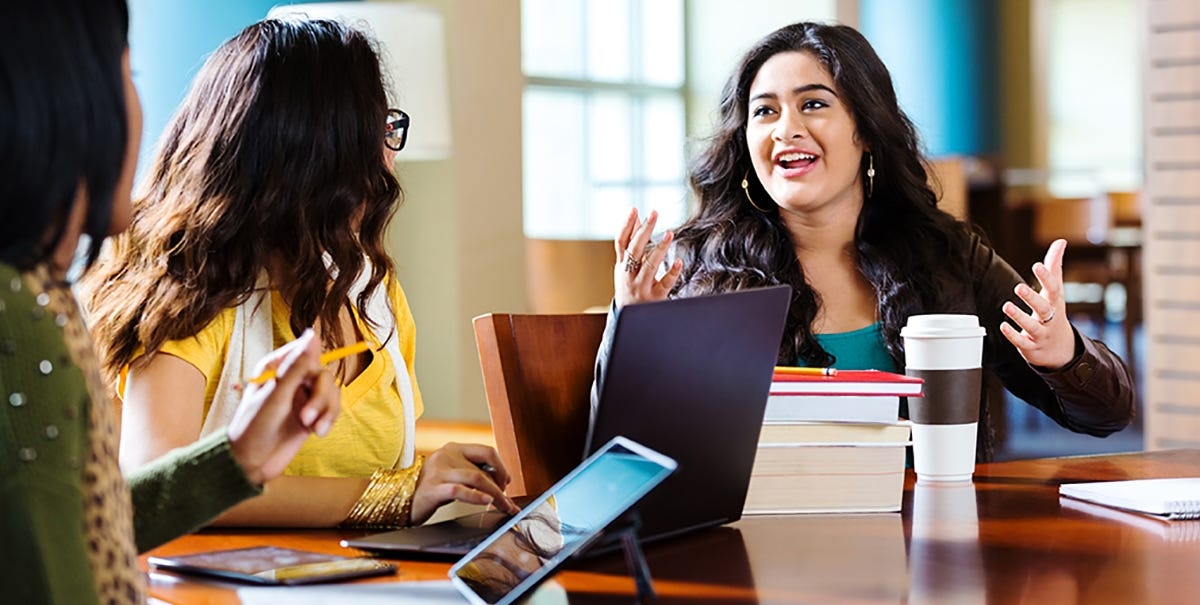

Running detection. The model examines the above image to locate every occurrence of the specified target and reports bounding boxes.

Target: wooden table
[143,449,1200,604]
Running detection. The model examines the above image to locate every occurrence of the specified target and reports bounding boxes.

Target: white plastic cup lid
[900,314,987,339]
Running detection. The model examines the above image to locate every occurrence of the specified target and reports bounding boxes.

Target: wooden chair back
[1108,190,1142,227]
[1032,196,1111,247]
[472,312,608,497]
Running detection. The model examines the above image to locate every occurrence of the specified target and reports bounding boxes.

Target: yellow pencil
[774,366,838,377]
[246,341,370,385]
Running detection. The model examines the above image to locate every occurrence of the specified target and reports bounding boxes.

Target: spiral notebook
[1059,478,1200,520]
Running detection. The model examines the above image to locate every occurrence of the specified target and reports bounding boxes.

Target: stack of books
[744,368,920,515]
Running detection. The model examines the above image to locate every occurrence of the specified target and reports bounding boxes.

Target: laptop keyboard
[429,535,488,551]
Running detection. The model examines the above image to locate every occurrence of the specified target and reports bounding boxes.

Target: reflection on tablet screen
[450,437,676,605]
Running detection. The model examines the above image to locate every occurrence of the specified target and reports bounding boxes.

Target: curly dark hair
[676,21,974,367]
[82,18,401,382]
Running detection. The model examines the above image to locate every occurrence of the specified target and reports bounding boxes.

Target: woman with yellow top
[82,17,519,528]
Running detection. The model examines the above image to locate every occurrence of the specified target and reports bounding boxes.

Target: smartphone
[148,545,397,585]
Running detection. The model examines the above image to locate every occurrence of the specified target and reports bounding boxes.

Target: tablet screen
[449,436,676,605]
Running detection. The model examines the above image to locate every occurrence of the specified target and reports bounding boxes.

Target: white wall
[378,0,526,422]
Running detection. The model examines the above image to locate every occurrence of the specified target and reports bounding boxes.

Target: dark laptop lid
[585,285,791,543]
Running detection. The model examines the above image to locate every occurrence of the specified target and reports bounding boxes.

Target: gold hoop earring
[866,153,876,198]
[741,172,771,213]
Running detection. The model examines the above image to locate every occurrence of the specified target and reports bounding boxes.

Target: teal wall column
[859,0,999,157]
[128,0,349,173]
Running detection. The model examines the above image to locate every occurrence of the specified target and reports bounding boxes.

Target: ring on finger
[1039,308,1056,325]
[624,255,643,274]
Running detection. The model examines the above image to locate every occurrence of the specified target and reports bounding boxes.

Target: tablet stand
[607,514,657,602]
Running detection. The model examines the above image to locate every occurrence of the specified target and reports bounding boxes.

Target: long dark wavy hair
[677,22,974,366]
[83,18,402,383]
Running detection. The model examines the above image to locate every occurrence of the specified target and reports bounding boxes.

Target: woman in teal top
[0,2,341,602]
[605,22,1134,461]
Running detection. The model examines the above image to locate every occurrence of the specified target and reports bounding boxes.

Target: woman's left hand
[999,239,1077,371]
[410,442,520,526]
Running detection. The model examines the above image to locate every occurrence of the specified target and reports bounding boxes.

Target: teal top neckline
[806,322,898,372]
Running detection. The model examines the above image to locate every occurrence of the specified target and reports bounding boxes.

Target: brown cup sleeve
[905,368,982,424]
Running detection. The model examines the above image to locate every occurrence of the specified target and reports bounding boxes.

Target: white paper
[1059,477,1200,518]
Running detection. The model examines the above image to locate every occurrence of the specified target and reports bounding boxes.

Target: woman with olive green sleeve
[1,262,335,603]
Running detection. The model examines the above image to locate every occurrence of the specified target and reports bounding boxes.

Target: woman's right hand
[226,329,340,486]
[614,208,682,308]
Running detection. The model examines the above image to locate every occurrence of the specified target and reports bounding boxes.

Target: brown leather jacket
[921,236,1136,460]
[593,236,1136,462]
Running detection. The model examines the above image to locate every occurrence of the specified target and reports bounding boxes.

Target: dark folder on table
[344,286,791,557]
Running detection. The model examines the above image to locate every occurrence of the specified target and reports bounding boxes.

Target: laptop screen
[585,285,791,541]
[449,437,676,605]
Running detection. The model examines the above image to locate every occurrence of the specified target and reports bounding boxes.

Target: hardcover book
[744,443,908,514]
[771,369,924,396]
[763,394,902,424]
[758,420,911,445]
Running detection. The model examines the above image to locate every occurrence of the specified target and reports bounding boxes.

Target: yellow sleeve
[147,308,236,411]
[389,277,423,419]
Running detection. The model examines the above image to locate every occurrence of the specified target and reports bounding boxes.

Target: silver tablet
[449,436,676,605]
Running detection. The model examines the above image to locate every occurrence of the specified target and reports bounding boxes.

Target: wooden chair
[1108,190,1142,227]
[1106,190,1143,378]
[472,312,608,497]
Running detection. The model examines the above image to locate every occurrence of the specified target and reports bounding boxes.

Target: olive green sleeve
[127,428,262,552]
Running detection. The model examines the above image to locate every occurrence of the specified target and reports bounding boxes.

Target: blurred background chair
[1033,196,1112,327]
[472,312,607,497]
[526,239,615,314]
[1104,190,1143,379]
[929,156,970,221]
[1031,193,1141,376]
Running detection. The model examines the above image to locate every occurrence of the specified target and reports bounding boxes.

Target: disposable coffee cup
[901,314,986,482]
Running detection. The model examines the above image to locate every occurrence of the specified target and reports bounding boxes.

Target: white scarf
[202,265,417,468]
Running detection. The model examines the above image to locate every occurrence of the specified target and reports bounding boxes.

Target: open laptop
[584,285,790,544]
[344,285,790,557]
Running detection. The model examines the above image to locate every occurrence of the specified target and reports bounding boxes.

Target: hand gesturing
[999,239,1077,370]
[614,208,682,308]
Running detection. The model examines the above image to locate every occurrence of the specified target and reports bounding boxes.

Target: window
[522,0,687,239]
[1046,0,1142,196]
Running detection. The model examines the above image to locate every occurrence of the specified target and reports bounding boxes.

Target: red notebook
[771,369,923,397]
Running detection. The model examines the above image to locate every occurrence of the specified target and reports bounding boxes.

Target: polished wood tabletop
[142,449,1200,604]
